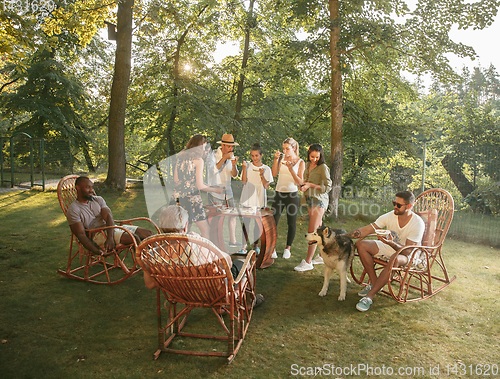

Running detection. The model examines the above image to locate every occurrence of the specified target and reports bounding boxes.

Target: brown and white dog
[305,226,355,301]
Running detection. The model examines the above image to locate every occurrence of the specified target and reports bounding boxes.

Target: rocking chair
[57,175,160,285]
[351,188,456,302]
[135,233,257,363]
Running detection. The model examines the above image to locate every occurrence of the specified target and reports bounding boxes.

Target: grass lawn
[1,188,499,378]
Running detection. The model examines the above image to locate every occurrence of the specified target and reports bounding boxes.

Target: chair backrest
[57,175,79,216]
[413,188,454,247]
[136,233,234,305]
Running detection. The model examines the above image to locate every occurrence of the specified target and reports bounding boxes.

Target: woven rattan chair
[136,233,257,363]
[57,175,160,285]
[350,188,456,302]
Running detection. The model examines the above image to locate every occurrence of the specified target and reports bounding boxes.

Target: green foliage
[1,48,87,139]
[465,184,500,215]
[0,9,38,62]
[43,0,115,47]
[2,0,500,198]
[0,45,95,173]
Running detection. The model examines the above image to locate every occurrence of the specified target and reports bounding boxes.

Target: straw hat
[217,134,239,146]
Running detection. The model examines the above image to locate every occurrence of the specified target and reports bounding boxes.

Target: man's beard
[83,194,94,201]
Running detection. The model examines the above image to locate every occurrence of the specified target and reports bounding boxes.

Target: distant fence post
[41,138,45,191]
[10,135,14,188]
[0,137,4,186]
[30,136,34,188]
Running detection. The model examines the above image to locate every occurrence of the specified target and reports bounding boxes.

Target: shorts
[93,225,139,246]
[373,240,415,262]
[230,259,244,280]
[305,196,325,209]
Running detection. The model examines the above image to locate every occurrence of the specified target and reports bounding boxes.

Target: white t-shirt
[373,211,425,245]
[240,163,273,207]
[275,159,303,193]
[210,147,239,200]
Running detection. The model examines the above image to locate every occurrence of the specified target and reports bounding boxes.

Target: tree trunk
[164,36,183,158]
[104,0,134,191]
[328,0,343,218]
[82,143,96,172]
[233,0,255,136]
[441,154,476,197]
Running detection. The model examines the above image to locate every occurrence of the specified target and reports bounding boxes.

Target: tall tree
[104,0,134,190]
[288,0,499,216]
[233,0,256,132]
[329,0,343,217]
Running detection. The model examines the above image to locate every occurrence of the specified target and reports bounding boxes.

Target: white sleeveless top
[276,159,303,193]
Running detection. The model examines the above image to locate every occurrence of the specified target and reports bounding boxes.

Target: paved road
[0,179,60,193]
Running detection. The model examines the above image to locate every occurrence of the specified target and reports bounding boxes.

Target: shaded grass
[1,189,499,378]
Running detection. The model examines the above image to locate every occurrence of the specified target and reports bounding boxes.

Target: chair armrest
[387,242,442,269]
[233,250,256,285]
[116,217,161,233]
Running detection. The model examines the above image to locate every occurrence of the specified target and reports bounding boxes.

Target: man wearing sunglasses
[344,191,425,312]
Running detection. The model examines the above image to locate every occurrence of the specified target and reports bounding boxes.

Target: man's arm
[216,151,231,171]
[143,271,158,289]
[231,158,239,178]
[100,206,116,251]
[70,222,105,255]
[344,224,376,239]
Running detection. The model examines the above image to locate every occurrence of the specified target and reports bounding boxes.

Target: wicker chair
[136,233,257,363]
[350,188,456,302]
[57,175,160,285]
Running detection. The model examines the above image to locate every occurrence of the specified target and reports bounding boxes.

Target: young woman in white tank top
[270,138,305,259]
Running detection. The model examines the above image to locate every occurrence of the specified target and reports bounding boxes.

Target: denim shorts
[305,196,325,209]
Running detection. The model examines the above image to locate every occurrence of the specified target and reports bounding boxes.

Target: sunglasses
[392,201,408,208]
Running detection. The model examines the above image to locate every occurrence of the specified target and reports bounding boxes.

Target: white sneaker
[357,284,372,297]
[294,259,313,272]
[312,255,324,265]
[271,250,278,259]
[283,249,291,259]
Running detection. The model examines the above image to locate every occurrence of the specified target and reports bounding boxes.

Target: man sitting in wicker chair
[344,190,425,312]
[66,176,153,255]
[142,205,265,307]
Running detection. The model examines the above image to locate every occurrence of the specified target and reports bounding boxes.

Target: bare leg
[355,239,380,285]
[305,206,325,264]
[119,227,152,244]
[195,219,210,239]
[365,254,409,299]
[229,217,238,244]
[135,227,153,241]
